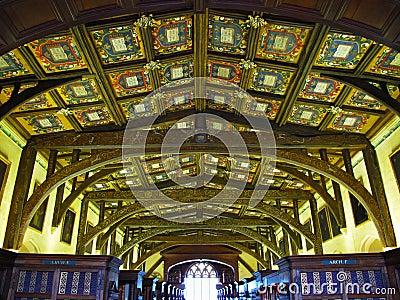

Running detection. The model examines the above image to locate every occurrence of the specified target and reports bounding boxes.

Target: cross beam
[123,217,274,227]
[30,125,368,150]
[84,188,311,202]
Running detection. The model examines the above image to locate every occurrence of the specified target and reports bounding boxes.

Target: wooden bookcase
[262,253,393,300]
[0,250,123,300]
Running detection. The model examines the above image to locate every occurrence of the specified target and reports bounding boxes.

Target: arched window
[186,262,218,278]
[185,262,219,300]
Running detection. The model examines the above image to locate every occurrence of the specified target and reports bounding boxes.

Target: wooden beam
[193,10,208,110]
[319,149,345,227]
[29,124,369,150]
[277,164,342,227]
[322,74,400,117]
[85,188,311,202]
[308,195,323,254]
[0,76,82,120]
[124,217,274,227]
[275,24,330,125]
[76,199,89,254]
[146,235,253,242]
[4,144,37,249]
[363,143,396,246]
[56,167,121,226]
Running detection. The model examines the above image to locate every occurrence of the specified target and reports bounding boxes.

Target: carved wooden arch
[114,227,285,258]
[77,201,146,253]
[96,218,128,251]
[129,242,269,270]
[274,149,389,246]
[277,164,342,226]
[255,202,322,254]
[17,149,122,248]
[231,227,286,257]
[57,167,121,226]
[20,147,383,249]
[78,201,316,255]
[272,219,301,249]
[322,74,400,117]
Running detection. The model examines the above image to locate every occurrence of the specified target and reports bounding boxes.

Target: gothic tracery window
[186,262,218,278]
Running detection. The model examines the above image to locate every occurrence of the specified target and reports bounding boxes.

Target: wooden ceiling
[0,0,399,256]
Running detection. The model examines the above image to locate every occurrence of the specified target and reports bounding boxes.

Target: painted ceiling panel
[256,23,310,63]
[242,97,281,119]
[231,158,258,172]
[387,84,400,100]
[259,176,283,188]
[0,51,32,78]
[90,24,145,65]
[57,78,103,105]
[152,15,193,56]
[121,98,158,120]
[0,82,37,106]
[17,92,57,111]
[229,171,253,182]
[27,35,87,73]
[108,69,152,97]
[113,169,137,178]
[263,167,287,177]
[165,91,194,112]
[328,111,379,133]
[73,106,113,127]
[208,15,248,55]
[366,47,400,77]
[204,154,228,168]
[16,112,73,135]
[250,67,293,94]
[121,177,142,188]
[159,58,194,85]
[206,119,234,132]
[314,33,373,69]
[344,88,384,110]
[285,179,307,190]
[206,89,238,112]
[207,60,242,84]
[89,182,112,191]
[288,104,328,127]
[298,74,344,102]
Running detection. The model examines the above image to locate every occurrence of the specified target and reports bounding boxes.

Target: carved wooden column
[291,199,301,254]
[268,227,278,263]
[99,201,107,254]
[53,149,80,227]
[129,249,134,269]
[309,195,323,254]
[76,197,88,254]
[110,230,117,255]
[265,250,272,269]
[123,227,129,268]
[4,144,37,249]
[276,200,289,255]
[282,228,290,255]
[320,149,346,227]
[363,143,396,246]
